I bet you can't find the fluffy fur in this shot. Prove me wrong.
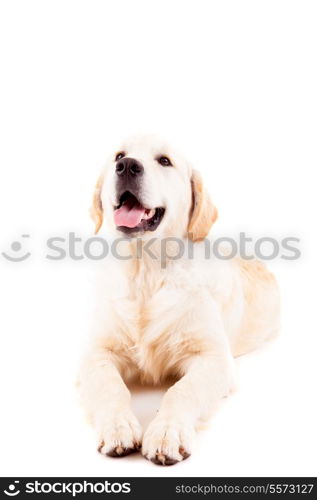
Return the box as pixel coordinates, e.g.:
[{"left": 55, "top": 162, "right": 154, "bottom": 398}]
[{"left": 79, "top": 135, "right": 280, "bottom": 465}]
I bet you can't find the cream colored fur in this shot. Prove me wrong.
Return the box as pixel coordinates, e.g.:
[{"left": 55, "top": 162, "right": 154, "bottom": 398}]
[{"left": 79, "top": 135, "right": 280, "bottom": 465}]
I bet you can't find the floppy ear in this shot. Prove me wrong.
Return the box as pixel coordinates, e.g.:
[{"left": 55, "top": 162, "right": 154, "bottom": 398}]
[
  {"left": 90, "top": 174, "right": 104, "bottom": 234},
  {"left": 188, "top": 170, "right": 218, "bottom": 241}
]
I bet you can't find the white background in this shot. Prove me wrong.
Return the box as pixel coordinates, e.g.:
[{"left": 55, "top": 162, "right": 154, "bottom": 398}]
[{"left": 0, "top": 0, "right": 316, "bottom": 477}]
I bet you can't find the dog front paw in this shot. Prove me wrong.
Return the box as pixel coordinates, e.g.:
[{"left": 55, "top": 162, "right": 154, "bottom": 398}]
[
  {"left": 97, "top": 410, "right": 142, "bottom": 458},
  {"left": 142, "top": 416, "right": 194, "bottom": 465}
]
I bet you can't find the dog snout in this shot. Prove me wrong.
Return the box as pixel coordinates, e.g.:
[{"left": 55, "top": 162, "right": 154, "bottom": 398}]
[{"left": 116, "top": 158, "right": 144, "bottom": 177}]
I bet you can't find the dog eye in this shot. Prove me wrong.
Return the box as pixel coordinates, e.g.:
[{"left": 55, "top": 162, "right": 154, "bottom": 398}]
[
  {"left": 115, "top": 152, "right": 125, "bottom": 161},
  {"left": 157, "top": 156, "right": 172, "bottom": 167}
]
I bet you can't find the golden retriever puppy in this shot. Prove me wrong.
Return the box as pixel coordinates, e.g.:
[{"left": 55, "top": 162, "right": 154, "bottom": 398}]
[{"left": 79, "top": 134, "right": 280, "bottom": 466}]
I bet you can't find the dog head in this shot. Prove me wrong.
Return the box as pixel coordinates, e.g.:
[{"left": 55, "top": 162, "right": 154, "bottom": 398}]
[{"left": 91, "top": 135, "right": 217, "bottom": 241}]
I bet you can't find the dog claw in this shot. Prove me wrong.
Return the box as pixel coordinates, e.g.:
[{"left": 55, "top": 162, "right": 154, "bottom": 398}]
[
  {"left": 98, "top": 441, "right": 141, "bottom": 458},
  {"left": 149, "top": 447, "right": 190, "bottom": 466}
]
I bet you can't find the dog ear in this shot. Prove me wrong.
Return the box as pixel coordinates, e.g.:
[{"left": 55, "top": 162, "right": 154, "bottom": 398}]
[
  {"left": 188, "top": 170, "right": 218, "bottom": 241},
  {"left": 90, "top": 174, "right": 104, "bottom": 234}
]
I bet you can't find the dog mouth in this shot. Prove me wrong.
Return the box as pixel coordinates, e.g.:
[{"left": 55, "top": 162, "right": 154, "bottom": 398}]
[{"left": 114, "top": 191, "right": 165, "bottom": 234}]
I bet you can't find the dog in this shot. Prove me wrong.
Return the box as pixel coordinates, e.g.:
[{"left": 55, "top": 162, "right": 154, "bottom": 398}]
[{"left": 79, "top": 134, "right": 280, "bottom": 466}]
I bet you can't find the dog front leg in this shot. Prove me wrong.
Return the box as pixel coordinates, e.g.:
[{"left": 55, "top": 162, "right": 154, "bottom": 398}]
[
  {"left": 79, "top": 346, "right": 142, "bottom": 457},
  {"left": 142, "top": 351, "right": 235, "bottom": 465}
]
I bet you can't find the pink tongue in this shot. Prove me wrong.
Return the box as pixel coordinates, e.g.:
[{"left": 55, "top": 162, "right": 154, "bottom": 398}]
[{"left": 114, "top": 201, "right": 146, "bottom": 228}]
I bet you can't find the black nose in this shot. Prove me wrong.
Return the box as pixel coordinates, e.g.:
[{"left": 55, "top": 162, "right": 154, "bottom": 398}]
[{"left": 116, "top": 157, "right": 144, "bottom": 177}]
